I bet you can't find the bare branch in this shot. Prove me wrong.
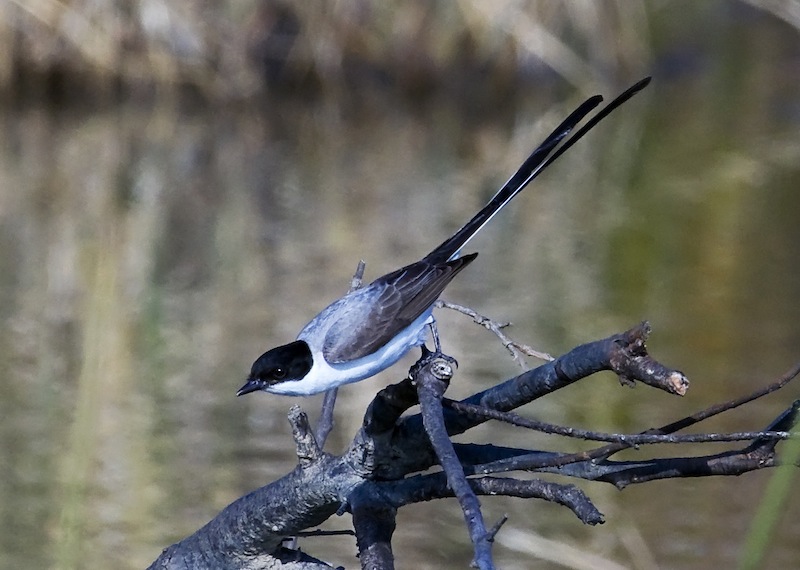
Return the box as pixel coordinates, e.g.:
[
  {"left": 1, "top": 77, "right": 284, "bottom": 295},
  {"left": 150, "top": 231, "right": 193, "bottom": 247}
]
[
  {"left": 291, "top": 406, "right": 323, "bottom": 467},
  {"left": 375, "top": 322, "right": 685, "bottom": 481},
  {"left": 379, "top": 472, "right": 603, "bottom": 526},
  {"left": 148, "top": 329, "right": 799, "bottom": 570},
  {"left": 148, "top": 407, "right": 362, "bottom": 569},
  {"left": 484, "top": 515, "right": 509, "bottom": 543},
  {"left": 659, "top": 361, "right": 800, "bottom": 434},
  {"left": 443, "top": 399, "right": 794, "bottom": 445},
  {"left": 413, "top": 350, "right": 496, "bottom": 570},
  {"left": 350, "top": 484, "right": 397, "bottom": 570},
  {"left": 436, "top": 299, "right": 554, "bottom": 364},
  {"left": 463, "top": 401, "right": 800, "bottom": 485},
  {"left": 315, "top": 260, "right": 367, "bottom": 448},
  {"left": 609, "top": 322, "right": 689, "bottom": 394},
  {"left": 294, "top": 529, "right": 355, "bottom": 538}
]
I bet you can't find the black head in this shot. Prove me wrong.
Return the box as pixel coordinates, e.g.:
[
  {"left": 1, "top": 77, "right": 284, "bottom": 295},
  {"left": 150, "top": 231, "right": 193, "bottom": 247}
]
[{"left": 237, "top": 340, "right": 313, "bottom": 396}]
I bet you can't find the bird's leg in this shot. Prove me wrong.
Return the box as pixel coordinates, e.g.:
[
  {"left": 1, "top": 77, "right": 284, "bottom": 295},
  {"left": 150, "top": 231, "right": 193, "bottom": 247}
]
[
  {"left": 419, "top": 320, "right": 457, "bottom": 372},
  {"left": 428, "top": 320, "right": 442, "bottom": 353}
]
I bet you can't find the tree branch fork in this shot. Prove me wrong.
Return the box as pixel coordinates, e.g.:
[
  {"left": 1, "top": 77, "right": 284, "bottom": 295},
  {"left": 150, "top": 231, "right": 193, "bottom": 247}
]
[{"left": 149, "top": 320, "right": 800, "bottom": 570}]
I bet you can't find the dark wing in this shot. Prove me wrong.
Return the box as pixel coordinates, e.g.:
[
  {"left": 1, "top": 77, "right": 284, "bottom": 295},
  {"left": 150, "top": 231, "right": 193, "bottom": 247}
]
[{"left": 322, "top": 253, "right": 477, "bottom": 363}]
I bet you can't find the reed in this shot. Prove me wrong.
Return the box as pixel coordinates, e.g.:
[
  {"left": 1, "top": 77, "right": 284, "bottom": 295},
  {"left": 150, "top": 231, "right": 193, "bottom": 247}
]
[{"left": 1, "top": 1, "right": 655, "bottom": 103}]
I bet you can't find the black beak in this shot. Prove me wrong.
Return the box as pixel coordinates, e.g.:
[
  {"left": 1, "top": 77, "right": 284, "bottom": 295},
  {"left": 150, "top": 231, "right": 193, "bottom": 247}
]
[{"left": 236, "top": 378, "right": 263, "bottom": 397}]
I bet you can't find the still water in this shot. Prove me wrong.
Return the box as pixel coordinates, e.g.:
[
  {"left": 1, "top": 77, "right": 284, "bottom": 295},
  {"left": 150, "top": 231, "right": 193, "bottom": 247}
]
[{"left": 2, "top": 53, "right": 799, "bottom": 570}]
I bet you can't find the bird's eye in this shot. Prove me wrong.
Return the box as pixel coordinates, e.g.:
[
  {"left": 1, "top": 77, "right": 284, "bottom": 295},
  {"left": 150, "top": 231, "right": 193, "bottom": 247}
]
[{"left": 272, "top": 367, "right": 286, "bottom": 379}]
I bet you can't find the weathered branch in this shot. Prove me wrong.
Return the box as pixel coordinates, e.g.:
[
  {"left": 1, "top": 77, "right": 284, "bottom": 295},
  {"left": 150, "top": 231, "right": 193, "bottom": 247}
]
[
  {"left": 373, "top": 322, "right": 687, "bottom": 480},
  {"left": 350, "top": 484, "right": 397, "bottom": 570},
  {"left": 413, "top": 350, "right": 494, "bottom": 570},
  {"left": 461, "top": 401, "right": 800, "bottom": 488},
  {"left": 148, "top": 409, "right": 360, "bottom": 570},
  {"left": 444, "top": 398, "right": 793, "bottom": 445},
  {"left": 379, "top": 472, "right": 603, "bottom": 525},
  {"left": 147, "top": 325, "right": 799, "bottom": 570}
]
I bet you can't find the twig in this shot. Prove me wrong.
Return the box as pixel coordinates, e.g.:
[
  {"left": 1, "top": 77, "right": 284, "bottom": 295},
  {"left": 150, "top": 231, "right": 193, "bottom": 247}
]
[
  {"left": 380, "top": 472, "right": 603, "bottom": 525},
  {"left": 443, "top": 398, "right": 795, "bottom": 445},
  {"left": 435, "top": 299, "right": 554, "bottom": 365},
  {"left": 484, "top": 515, "right": 509, "bottom": 543},
  {"left": 294, "top": 529, "right": 356, "bottom": 538},
  {"left": 315, "top": 390, "right": 338, "bottom": 450},
  {"left": 659, "top": 361, "right": 800, "bottom": 434},
  {"left": 315, "top": 260, "right": 367, "bottom": 448},
  {"left": 467, "top": 399, "right": 800, "bottom": 477},
  {"left": 349, "top": 260, "right": 367, "bottom": 291}
]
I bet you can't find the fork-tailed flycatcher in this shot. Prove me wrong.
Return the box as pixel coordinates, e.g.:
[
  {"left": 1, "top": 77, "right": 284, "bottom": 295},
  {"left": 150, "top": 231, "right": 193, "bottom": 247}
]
[{"left": 237, "top": 77, "right": 651, "bottom": 397}]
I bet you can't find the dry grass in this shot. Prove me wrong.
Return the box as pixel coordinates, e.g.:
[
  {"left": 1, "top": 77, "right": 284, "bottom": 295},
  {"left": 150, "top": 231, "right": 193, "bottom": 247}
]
[{"left": 1, "top": 0, "right": 654, "bottom": 102}]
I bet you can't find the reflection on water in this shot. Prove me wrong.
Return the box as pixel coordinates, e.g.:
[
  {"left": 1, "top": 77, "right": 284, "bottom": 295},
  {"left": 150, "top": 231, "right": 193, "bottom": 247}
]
[{"left": 2, "top": 35, "right": 800, "bottom": 570}]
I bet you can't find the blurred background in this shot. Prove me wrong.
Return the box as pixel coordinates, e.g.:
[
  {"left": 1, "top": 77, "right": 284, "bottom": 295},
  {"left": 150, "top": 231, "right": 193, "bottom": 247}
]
[{"left": 1, "top": 1, "right": 799, "bottom": 569}]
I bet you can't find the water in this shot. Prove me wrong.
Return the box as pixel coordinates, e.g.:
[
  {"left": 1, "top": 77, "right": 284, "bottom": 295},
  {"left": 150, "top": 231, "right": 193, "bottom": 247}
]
[{"left": 1, "top": 30, "right": 799, "bottom": 570}]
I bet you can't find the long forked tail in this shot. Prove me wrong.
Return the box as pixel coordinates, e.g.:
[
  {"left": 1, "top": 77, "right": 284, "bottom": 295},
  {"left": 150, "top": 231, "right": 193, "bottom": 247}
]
[{"left": 424, "top": 77, "right": 651, "bottom": 264}]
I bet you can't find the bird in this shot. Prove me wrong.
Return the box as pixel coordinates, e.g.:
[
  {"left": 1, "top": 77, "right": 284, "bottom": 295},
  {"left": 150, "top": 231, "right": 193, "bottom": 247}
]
[{"left": 237, "top": 77, "right": 651, "bottom": 397}]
